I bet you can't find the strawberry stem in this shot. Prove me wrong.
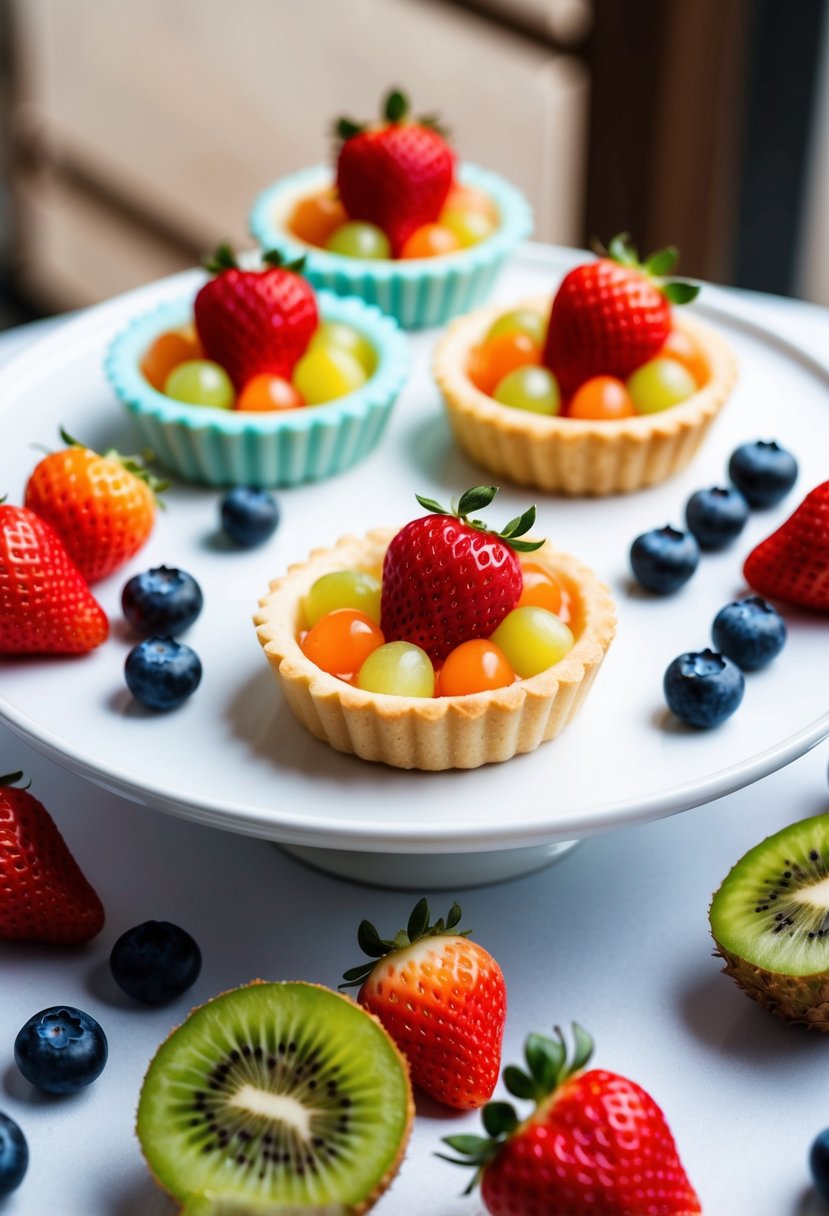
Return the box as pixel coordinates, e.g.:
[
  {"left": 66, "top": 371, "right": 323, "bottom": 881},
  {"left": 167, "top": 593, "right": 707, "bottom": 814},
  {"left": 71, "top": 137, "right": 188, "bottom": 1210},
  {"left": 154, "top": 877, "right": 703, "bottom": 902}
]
[
  {"left": 593, "top": 232, "right": 700, "bottom": 305},
  {"left": 414, "top": 486, "right": 545, "bottom": 554},
  {"left": 0, "top": 771, "right": 30, "bottom": 789},
  {"left": 203, "top": 242, "right": 239, "bottom": 274},
  {"left": 58, "top": 429, "right": 169, "bottom": 500},
  {"left": 340, "top": 897, "right": 471, "bottom": 989}
]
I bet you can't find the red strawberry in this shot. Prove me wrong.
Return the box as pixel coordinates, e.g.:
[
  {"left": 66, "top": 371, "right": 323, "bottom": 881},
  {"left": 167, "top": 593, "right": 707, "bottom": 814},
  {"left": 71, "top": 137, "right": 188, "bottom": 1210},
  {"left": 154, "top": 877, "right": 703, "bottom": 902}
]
[
  {"left": 194, "top": 246, "right": 318, "bottom": 389},
  {"left": 0, "top": 771, "right": 104, "bottom": 944},
  {"left": 543, "top": 234, "right": 700, "bottom": 398},
  {"left": 0, "top": 502, "right": 108, "bottom": 654},
  {"left": 441, "top": 1024, "right": 701, "bottom": 1215},
  {"left": 341, "top": 898, "right": 506, "bottom": 1110},
  {"left": 335, "top": 89, "right": 455, "bottom": 255},
  {"left": 743, "top": 481, "right": 829, "bottom": 613},
  {"left": 24, "top": 431, "right": 164, "bottom": 584},
  {"left": 380, "top": 485, "right": 542, "bottom": 663}
]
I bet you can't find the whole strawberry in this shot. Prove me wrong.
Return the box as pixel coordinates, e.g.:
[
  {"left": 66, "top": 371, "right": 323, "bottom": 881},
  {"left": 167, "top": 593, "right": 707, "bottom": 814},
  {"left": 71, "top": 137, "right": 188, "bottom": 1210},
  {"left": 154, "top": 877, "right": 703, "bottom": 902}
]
[
  {"left": 0, "top": 502, "right": 108, "bottom": 654},
  {"left": 543, "top": 235, "right": 700, "bottom": 398},
  {"left": 194, "top": 245, "right": 318, "bottom": 389},
  {"left": 0, "top": 771, "right": 104, "bottom": 944},
  {"left": 441, "top": 1024, "right": 701, "bottom": 1215},
  {"left": 381, "top": 485, "right": 542, "bottom": 663},
  {"left": 24, "top": 431, "right": 164, "bottom": 584},
  {"left": 743, "top": 481, "right": 829, "bottom": 613},
  {"left": 342, "top": 898, "right": 506, "bottom": 1110},
  {"left": 336, "top": 88, "right": 455, "bottom": 255}
]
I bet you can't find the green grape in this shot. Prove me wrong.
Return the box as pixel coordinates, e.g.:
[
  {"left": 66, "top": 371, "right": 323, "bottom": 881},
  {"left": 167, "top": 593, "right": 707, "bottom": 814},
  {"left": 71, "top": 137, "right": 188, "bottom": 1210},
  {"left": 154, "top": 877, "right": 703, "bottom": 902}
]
[
  {"left": 292, "top": 347, "right": 367, "bottom": 404},
  {"left": 493, "top": 366, "right": 561, "bottom": 415},
  {"left": 357, "top": 641, "right": 435, "bottom": 697},
  {"left": 485, "top": 308, "right": 547, "bottom": 346},
  {"left": 440, "top": 208, "right": 497, "bottom": 248},
  {"left": 491, "top": 606, "right": 574, "bottom": 678},
  {"left": 626, "top": 357, "right": 697, "bottom": 414},
  {"left": 326, "top": 222, "right": 391, "bottom": 260},
  {"left": 164, "top": 360, "right": 235, "bottom": 408},
  {"left": 308, "top": 321, "right": 377, "bottom": 376},
  {"left": 304, "top": 570, "right": 381, "bottom": 628}
]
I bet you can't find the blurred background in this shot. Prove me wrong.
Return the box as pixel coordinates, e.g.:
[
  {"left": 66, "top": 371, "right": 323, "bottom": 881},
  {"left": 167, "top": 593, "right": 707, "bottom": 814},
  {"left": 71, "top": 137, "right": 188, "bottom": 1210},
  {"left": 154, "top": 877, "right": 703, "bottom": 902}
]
[{"left": 0, "top": 0, "right": 826, "bottom": 329}]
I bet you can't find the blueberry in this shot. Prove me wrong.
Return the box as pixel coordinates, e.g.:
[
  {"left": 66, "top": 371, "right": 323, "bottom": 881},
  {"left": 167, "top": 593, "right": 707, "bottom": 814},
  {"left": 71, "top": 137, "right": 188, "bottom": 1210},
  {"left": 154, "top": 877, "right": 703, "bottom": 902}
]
[
  {"left": 14, "top": 1006, "right": 107, "bottom": 1094},
  {"left": 810, "top": 1128, "right": 829, "bottom": 1203},
  {"left": 220, "top": 487, "right": 280, "bottom": 548},
  {"left": 110, "top": 920, "right": 202, "bottom": 1004},
  {"left": 685, "top": 486, "right": 749, "bottom": 550},
  {"left": 125, "top": 637, "right": 202, "bottom": 710},
  {"left": 728, "top": 440, "right": 798, "bottom": 508},
  {"left": 0, "top": 1112, "right": 28, "bottom": 1195},
  {"left": 711, "top": 596, "right": 787, "bottom": 671},
  {"left": 663, "top": 649, "right": 745, "bottom": 728},
  {"left": 630, "top": 525, "right": 700, "bottom": 594},
  {"left": 122, "top": 566, "right": 203, "bottom": 636}
]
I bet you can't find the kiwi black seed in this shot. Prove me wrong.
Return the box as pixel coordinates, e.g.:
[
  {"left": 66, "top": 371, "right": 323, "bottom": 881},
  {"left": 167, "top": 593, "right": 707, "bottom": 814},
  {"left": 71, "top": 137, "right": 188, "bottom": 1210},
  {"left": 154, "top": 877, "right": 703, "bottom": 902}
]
[
  {"left": 710, "top": 813, "right": 829, "bottom": 1028},
  {"left": 137, "top": 981, "right": 413, "bottom": 1212}
]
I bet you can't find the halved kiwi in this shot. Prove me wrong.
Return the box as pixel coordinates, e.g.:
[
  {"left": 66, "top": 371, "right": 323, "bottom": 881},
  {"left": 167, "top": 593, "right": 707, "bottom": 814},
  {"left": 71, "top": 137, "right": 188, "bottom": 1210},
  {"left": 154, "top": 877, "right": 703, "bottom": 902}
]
[
  {"left": 137, "top": 981, "right": 413, "bottom": 1212},
  {"left": 710, "top": 813, "right": 829, "bottom": 1028}
]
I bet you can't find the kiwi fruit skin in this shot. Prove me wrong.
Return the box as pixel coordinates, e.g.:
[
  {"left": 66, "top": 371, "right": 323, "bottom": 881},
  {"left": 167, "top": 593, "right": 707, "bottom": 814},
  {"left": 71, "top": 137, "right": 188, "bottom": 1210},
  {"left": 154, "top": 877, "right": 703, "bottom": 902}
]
[
  {"left": 710, "top": 814, "right": 829, "bottom": 1029},
  {"left": 138, "top": 980, "right": 414, "bottom": 1214}
]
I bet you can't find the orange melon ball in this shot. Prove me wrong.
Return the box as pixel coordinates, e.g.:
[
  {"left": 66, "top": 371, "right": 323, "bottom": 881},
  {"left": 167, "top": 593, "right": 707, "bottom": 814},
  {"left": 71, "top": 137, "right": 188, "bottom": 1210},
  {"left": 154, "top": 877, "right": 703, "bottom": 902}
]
[
  {"left": 517, "top": 564, "right": 564, "bottom": 616},
  {"left": 236, "top": 374, "right": 305, "bottom": 412},
  {"left": 301, "top": 608, "right": 384, "bottom": 677},
  {"left": 399, "top": 224, "right": 461, "bottom": 259},
  {"left": 438, "top": 639, "right": 514, "bottom": 696},
  {"left": 467, "top": 333, "right": 542, "bottom": 397},
  {"left": 290, "top": 192, "right": 348, "bottom": 248},
  {"left": 660, "top": 329, "right": 709, "bottom": 387},
  {"left": 568, "top": 376, "right": 636, "bottom": 421},
  {"left": 444, "top": 183, "right": 498, "bottom": 220},
  {"left": 141, "top": 326, "right": 204, "bottom": 392}
]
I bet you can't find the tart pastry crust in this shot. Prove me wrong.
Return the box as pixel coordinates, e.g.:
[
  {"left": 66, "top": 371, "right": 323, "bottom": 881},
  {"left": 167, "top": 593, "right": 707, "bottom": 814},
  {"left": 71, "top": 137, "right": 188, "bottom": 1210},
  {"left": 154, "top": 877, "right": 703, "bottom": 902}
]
[
  {"left": 433, "top": 298, "right": 738, "bottom": 496},
  {"left": 255, "top": 529, "right": 616, "bottom": 770}
]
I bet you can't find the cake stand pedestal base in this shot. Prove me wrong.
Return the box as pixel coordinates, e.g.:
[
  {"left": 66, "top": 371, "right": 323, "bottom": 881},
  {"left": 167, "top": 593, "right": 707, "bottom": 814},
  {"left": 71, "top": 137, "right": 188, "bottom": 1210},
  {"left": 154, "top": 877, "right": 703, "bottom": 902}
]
[{"left": 279, "top": 838, "right": 580, "bottom": 889}]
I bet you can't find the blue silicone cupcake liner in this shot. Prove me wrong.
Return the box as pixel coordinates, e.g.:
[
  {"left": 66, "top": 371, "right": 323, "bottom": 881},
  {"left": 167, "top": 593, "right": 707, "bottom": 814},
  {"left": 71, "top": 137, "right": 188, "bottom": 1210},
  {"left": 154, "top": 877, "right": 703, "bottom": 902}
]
[
  {"left": 249, "top": 162, "right": 533, "bottom": 330},
  {"left": 104, "top": 290, "right": 409, "bottom": 488}
]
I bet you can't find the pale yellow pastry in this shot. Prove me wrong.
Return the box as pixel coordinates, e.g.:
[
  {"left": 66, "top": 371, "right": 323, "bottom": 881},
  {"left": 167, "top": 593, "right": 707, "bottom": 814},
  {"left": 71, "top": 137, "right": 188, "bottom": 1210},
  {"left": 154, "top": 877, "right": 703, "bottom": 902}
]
[
  {"left": 254, "top": 529, "right": 616, "bottom": 771},
  {"left": 433, "top": 297, "right": 738, "bottom": 496}
]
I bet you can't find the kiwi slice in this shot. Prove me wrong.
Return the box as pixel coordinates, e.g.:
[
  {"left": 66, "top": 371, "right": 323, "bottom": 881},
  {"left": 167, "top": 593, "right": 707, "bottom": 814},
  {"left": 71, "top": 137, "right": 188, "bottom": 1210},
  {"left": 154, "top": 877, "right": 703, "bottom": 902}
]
[
  {"left": 710, "top": 813, "right": 829, "bottom": 1027},
  {"left": 137, "top": 982, "right": 413, "bottom": 1213}
]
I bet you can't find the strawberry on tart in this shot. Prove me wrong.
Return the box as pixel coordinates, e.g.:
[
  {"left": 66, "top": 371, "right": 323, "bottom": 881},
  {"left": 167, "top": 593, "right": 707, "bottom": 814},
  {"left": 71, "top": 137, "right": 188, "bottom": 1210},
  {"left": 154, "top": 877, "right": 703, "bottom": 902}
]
[
  {"left": 254, "top": 485, "right": 615, "bottom": 770},
  {"left": 434, "top": 234, "right": 738, "bottom": 495}
]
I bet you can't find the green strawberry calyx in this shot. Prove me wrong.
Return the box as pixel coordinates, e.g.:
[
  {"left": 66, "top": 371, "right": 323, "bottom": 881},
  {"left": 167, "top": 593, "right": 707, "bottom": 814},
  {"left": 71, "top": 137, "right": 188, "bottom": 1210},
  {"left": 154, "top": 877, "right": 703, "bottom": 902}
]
[
  {"left": 335, "top": 87, "right": 448, "bottom": 142},
  {"left": 595, "top": 232, "right": 700, "bottom": 305},
  {"left": 203, "top": 243, "right": 306, "bottom": 277},
  {"left": 414, "top": 485, "right": 545, "bottom": 554},
  {"left": 437, "top": 1023, "right": 595, "bottom": 1192},
  {"left": 59, "top": 428, "right": 170, "bottom": 499},
  {"left": 340, "top": 897, "right": 471, "bottom": 989},
  {"left": 0, "top": 771, "right": 29, "bottom": 789}
]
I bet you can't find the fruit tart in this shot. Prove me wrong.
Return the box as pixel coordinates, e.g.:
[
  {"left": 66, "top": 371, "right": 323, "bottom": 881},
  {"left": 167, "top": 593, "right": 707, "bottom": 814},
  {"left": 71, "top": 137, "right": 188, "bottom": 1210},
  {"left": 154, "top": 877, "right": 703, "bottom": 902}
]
[
  {"left": 249, "top": 89, "right": 532, "bottom": 329},
  {"left": 434, "top": 235, "right": 738, "bottom": 495},
  {"left": 254, "top": 486, "right": 615, "bottom": 770},
  {"left": 105, "top": 247, "right": 408, "bottom": 487}
]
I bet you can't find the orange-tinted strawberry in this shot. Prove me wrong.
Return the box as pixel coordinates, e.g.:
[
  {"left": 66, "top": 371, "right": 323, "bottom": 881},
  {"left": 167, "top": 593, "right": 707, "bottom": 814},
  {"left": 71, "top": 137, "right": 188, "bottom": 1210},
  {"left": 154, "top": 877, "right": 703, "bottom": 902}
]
[
  {"left": 342, "top": 899, "right": 506, "bottom": 1110},
  {"left": 543, "top": 235, "right": 700, "bottom": 398},
  {"left": 380, "top": 486, "right": 542, "bottom": 663},
  {"left": 441, "top": 1024, "right": 701, "bottom": 1216},
  {"left": 0, "top": 771, "right": 104, "bottom": 944},
  {"left": 335, "top": 89, "right": 455, "bottom": 256},
  {"left": 24, "top": 432, "right": 163, "bottom": 584},
  {"left": 195, "top": 245, "right": 318, "bottom": 389},
  {"left": 0, "top": 502, "right": 108, "bottom": 654},
  {"left": 743, "top": 480, "right": 829, "bottom": 613}
]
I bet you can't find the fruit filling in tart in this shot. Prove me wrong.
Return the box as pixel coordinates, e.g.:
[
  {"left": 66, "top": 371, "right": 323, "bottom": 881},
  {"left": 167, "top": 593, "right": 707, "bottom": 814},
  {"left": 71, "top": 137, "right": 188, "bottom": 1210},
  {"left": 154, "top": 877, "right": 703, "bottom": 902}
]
[
  {"left": 255, "top": 486, "right": 616, "bottom": 770},
  {"left": 287, "top": 88, "right": 499, "bottom": 261},
  {"left": 139, "top": 246, "right": 379, "bottom": 411},
  {"left": 465, "top": 235, "right": 706, "bottom": 418}
]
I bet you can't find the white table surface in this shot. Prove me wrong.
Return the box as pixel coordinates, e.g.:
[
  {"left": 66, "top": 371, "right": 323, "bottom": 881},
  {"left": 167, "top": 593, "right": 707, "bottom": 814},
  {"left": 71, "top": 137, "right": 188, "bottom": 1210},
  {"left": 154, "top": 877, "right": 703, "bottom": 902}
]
[{"left": 0, "top": 288, "right": 828, "bottom": 1216}]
